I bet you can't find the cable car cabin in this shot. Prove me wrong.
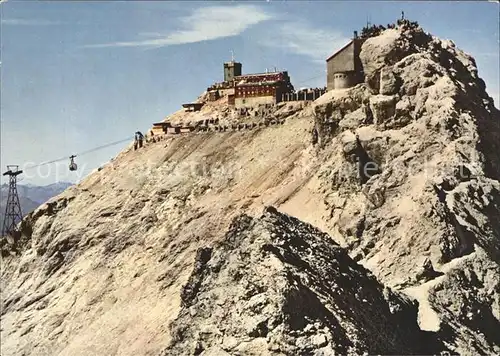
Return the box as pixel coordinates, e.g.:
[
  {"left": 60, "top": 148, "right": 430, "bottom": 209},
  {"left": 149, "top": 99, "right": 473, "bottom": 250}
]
[{"left": 69, "top": 156, "right": 77, "bottom": 171}]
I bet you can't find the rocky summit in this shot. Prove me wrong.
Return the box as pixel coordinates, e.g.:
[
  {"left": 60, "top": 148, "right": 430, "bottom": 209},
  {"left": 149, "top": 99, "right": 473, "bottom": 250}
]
[{"left": 1, "top": 22, "right": 499, "bottom": 356}]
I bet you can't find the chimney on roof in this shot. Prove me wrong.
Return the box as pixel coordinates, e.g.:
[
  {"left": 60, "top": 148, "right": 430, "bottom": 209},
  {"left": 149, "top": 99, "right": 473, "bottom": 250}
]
[{"left": 354, "top": 30, "right": 358, "bottom": 39}]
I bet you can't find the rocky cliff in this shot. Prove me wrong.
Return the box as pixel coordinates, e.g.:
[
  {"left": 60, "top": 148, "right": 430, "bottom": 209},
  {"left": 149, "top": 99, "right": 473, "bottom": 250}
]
[
  {"left": 0, "top": 182, "right": 72, "bottom": 241},
  {"left": 1, "top": 22, "right": 499, "bottom": 356},
  {"left": 161, "top": 207, "right": 445, "bottom": 355}
]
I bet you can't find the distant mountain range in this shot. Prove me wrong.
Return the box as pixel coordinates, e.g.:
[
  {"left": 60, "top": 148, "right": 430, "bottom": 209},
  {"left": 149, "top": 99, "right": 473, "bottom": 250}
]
[{"left": 0, "top": 182, "right": 72, "bottom": 230}]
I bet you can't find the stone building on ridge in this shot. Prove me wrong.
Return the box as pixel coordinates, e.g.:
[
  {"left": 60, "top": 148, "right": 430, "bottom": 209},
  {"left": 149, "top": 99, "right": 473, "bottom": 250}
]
[
  {"left": 207, "top": 60, "right": 294, "bottom": 108},
  {"left": 326, "top": 31, "right": 366, "bottom": 91},
  {"left": 224, "top": 60, "right": 242, "bottom": 82},
  {"left": 233, "top": 71, "right": 294, "bottom": 108}
]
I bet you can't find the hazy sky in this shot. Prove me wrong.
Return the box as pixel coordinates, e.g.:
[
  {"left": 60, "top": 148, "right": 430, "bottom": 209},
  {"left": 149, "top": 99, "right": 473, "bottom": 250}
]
[{"left": 1, "top": 1, "right": 499, "bottom": 185}]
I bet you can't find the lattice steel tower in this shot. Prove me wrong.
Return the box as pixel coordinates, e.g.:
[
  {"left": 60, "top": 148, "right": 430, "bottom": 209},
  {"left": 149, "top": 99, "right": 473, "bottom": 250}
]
[{"left": 2, "top": 165, "right": 23, "bottom": 238}]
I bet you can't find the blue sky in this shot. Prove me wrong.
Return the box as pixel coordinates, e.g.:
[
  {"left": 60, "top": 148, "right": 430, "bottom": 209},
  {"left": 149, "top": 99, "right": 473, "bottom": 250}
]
[{"left": 1, "top": 1, "right": 499, "bottom": 185}]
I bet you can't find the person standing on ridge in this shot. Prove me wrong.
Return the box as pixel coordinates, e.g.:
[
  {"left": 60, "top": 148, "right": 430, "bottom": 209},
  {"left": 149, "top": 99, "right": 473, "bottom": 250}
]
[{"left": 134, "top": 131, "right": 144, "bottom": 150}]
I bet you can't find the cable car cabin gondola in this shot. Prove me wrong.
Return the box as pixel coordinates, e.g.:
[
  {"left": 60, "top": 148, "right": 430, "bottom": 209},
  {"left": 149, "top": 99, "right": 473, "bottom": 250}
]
[{"left": 69, "top": 155, "right": 78, "bottom": 171}]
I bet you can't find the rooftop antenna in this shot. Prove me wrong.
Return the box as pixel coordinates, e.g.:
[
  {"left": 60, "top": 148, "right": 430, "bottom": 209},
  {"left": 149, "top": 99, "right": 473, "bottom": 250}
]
[
  {"left": 401, "top": 11, "right": 405, "bottom": 20},
  {"left": 2, "top": 165, "right": 23, "bottom": 241},
  {"left": 230, "top": 50, "right": 234, "bottom": 62}
]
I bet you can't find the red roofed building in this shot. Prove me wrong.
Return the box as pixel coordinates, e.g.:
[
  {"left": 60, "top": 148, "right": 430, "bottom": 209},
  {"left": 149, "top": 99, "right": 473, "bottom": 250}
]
[
  {"left": 207, "top": 59, "right": 295, "bottom": 108},
  {"left": 233, "top": 71, "right": 294, "bottom": 108}
]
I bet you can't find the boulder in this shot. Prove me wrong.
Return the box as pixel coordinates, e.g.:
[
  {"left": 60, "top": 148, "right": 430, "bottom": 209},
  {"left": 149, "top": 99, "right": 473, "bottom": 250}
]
[
  {"left": 379, "top": 67, "right": 399, "bottom": 95},
  {"left": 360, "top": 29, "right": 402, "bottom": 90},
  {"left": 369, "top": 95, "right": 396, "bottom": 127}
]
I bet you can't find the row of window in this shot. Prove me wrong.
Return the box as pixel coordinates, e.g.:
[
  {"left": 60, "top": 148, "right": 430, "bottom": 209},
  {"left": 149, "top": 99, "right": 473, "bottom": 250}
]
[
  {"left": 236, "top": 88, "right": 275, "bottom": 94},
  {"left": 236, "top": 91, "right": 275, "bottom": 97},
  {"left": 236, "top": 89, "right": 274, "bottom": 93},
  {"left": 236, "top": 85, "right": 275, "bottom": 90},
  {"left": 236, "top": 74, "right": 283, "bottom": 83}
]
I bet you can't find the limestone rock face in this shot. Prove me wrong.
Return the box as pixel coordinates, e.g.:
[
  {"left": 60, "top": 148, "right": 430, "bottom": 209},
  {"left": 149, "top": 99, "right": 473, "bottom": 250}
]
[
  {"left": 379, "top": 66, "right": 399, "bottom": 95},
  {"left": 316, "top": 23, "right": 500, "bottom": 355},
  {"left": 360, "top": 25, "right": 433, "bottom": 92},
  {"left": 369, "top": 94, "right": 396, "bottom": 127},
  {"left": 161, "top": 208, "right": 445, "bottom": 356},
  {"left": 360, "top": 29, "right": 403, "bottom": 89},
  {"left": 313, "top": 85, "right": 372, "bottom": 146},
  {"left": 1, "top": 23, "right": 499, "bottom": 356}
]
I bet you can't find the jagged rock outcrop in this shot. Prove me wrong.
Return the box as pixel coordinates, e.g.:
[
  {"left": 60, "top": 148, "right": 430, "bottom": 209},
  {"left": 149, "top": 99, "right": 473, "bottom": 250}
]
[
  {"left": 161, "top": 207, "right": 445, "bottom": 355},
  {"left": 369, "top": 94, "right": 397, "bottom": 127},
  {"left": 313, "top": 85, "right": 373, "bottom": 147}
]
